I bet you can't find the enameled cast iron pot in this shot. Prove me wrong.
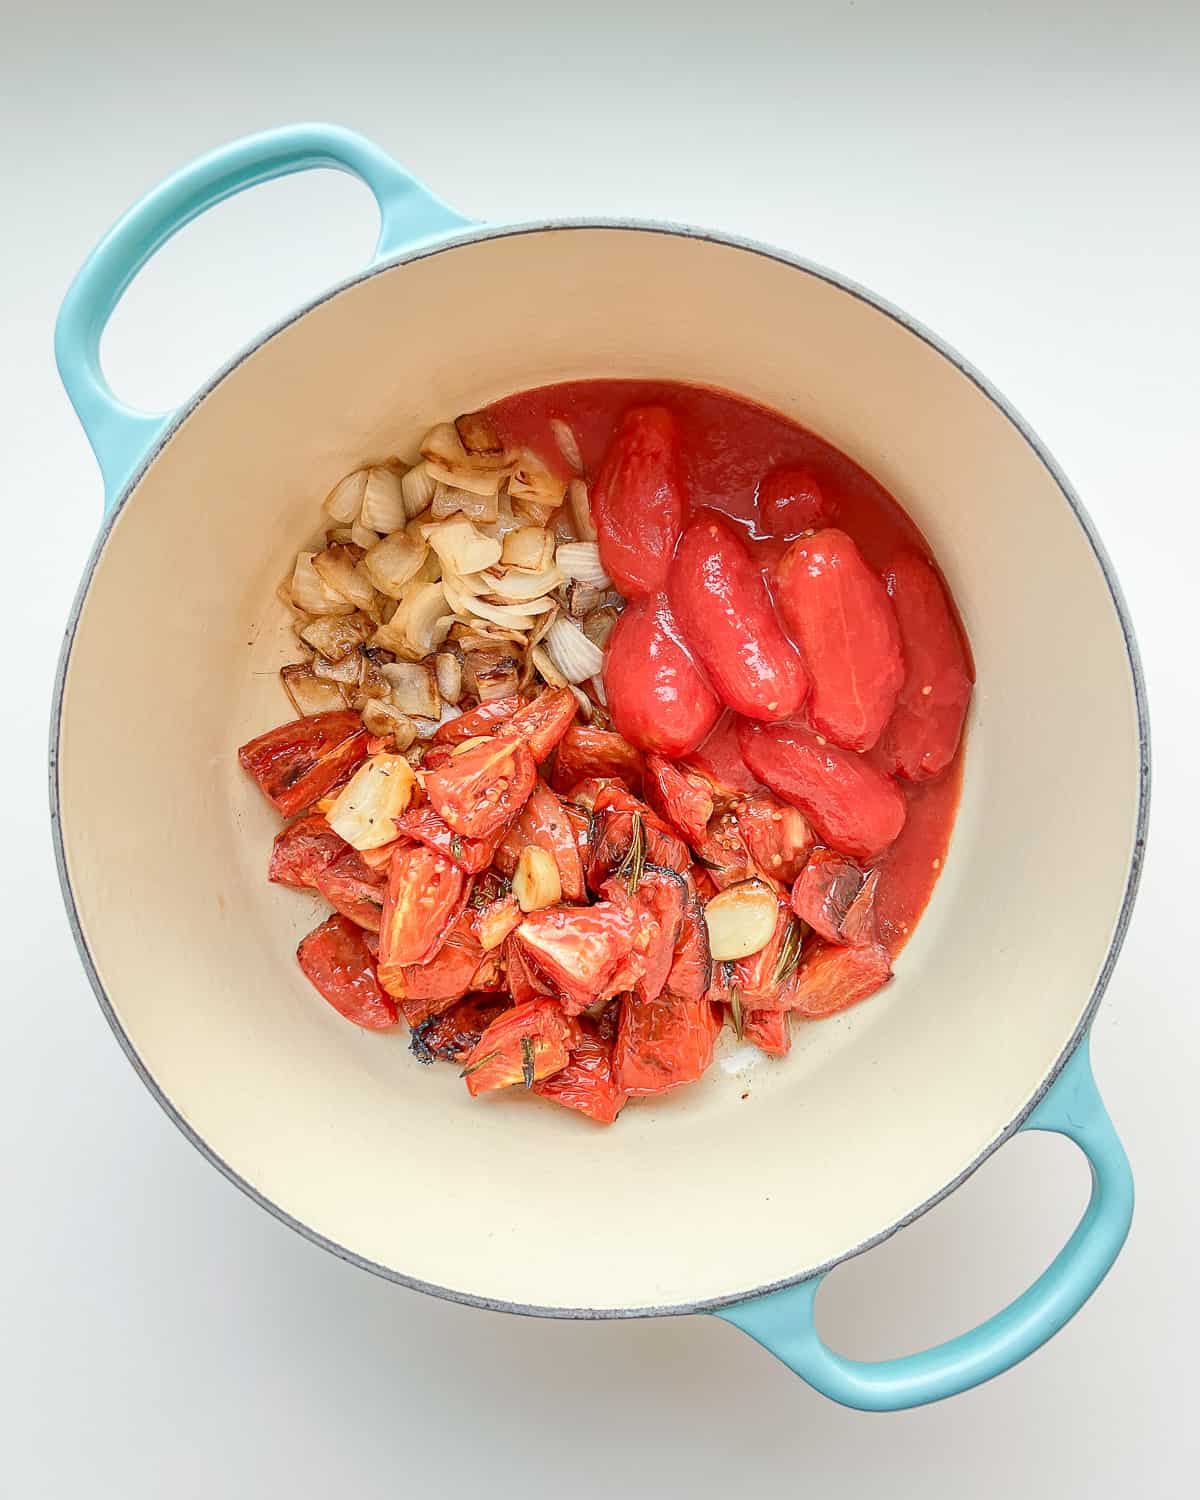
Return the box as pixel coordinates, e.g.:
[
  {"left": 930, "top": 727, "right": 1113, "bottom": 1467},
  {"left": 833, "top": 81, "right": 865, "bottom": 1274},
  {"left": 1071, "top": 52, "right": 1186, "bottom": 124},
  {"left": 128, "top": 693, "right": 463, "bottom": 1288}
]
[{"left": 51, "top": 125, "right": 1149, "bottom": 1411}]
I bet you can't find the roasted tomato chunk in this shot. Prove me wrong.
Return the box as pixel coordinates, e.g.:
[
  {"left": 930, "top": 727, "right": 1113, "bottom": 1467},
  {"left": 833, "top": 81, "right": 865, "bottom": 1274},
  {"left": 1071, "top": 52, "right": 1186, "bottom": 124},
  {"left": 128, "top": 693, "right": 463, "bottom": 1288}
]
[
  {"left": 432, "top": 695, "right": 522, "bottom": 746},
  {"left": 461, "top": 999, "right": 573, "bottom": 1096},
  {"left": 614, "top": 992, "right": 722, "bottom": 1097},
  {"left": 504, "top": 934, "right": 554, "bottom": 1005},
  {"left": 315, "top": 848, "right": 387, "bottom": 932},
  {"left": 738, "top": 719, "right": 906, "bottom": 860},
  {"left": 472, "top": 893, "right": 522, "bottom": 952},
  {"left": 728, "top": 900, "right": 799, "bottom": 1008},
  {"left": 498, "top": 688, "right": 579, "bottom": 763},
  {"left": 791, "top": 849, "right": 880, "bottom": 946},
  {"left": 507, "top": 781, "right": 586, "bottom": 901},
  {"left": 592, "top": 405, "right": 686, "bottom": 597},
  {"left": 881, "top": 549, "right": 974, "bottom": 780},
  {"left": 410, "top": 995, "right": 509, "bottom": 1065},
  {"left": 736, "top": 794, "right": 813, "bottom": 886},
  {"left": 551, "top": 726, "right": 644, "bottom": 793},
  {"left": 775, "top": 528, "right": 904, "bottom": 752},
  {"left": 534, "top": 1017, "right": 627, "bottom": 1124},
  {"left": 515, "top": 902, "right": 636, "bottom": 1014},
  {"left": 666, "top": 879, "right": 712, "bottom": 1002},
  {"left": 297, "top": 914, "right": 397, "bottom": 1030},
  {"left": 788, "top": 940, "right": 892, "bottom": 1018},
  {"left": 645, "top": 754, "right": 714, "bottom": 847},
  {"left": 744, "top": 1007, "right": 792, "bottom": 1056},
  {"left": 602, "top": 865, "right": 688, "bottom": 1004},
  {"left": 604, "top": 593, "right": 721, "bottom": 756},
  {"left": 393, "top": 806, "right": 503, "bottom": 874},
  {"left": 377, "top": 844, "right": 466, "bottom": 988},
  {"left": 239, "top": 711, "right": 367, "bottom": 818},
  {"left": 681, "top": 711, "right": 765, "bottom": 802},
  {"left": 424, "top": 735, "right": 537, "bottom": 839},
  {"left": 692, "top": 812, "right": 756, "bottom": 891},
  {"left": 268, "top": 813, "right": 347, "bottom": 889}
]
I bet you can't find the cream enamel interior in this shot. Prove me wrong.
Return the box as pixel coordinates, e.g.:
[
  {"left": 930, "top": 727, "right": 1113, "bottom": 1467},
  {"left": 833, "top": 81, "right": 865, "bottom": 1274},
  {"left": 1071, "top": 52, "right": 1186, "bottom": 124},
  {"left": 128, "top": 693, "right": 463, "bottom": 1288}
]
[{"left": 56, "top": 228, "right": 1142, "bottom": 1313}]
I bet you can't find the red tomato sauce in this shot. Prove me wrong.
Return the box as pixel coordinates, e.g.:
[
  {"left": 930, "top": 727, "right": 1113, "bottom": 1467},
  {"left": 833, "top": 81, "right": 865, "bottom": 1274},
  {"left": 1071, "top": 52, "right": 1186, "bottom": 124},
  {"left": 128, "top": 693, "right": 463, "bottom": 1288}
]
[{"left": 489, "top": 379, "right": 968, "bottom": 954}]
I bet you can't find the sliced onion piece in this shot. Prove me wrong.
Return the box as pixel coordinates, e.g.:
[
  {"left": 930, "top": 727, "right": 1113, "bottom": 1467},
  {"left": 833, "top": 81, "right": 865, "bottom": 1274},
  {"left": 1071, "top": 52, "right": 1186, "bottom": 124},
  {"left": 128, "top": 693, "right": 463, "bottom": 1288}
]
[
  {"left": 382, "top": 660, "right": 441, "bottom": 718},
  {"left": 401, "top": 462, "right": 438, "bottom": 519},
  {"left": 326, "top": 753, "right": 417, "bottom": 850},
  {"left": 363, "top": 530, "right": 429, "bottom": 599},
  {"left": 425, "top": 460, "right": 507, "bottom": 498},
  {"left": 350, "top": 520, "right": 380, "bottom": 551},
  {"left": 545, "top": 614, "right": 604, "bottom": 684},
  {"left": 509, "top": 448, "right": 567, "bottom": 509},
  {"left": 435, "top": 651, "right": 463, "bottom": 705},
  {"left": 501, "top": 525, "right": 554, "bottom": 572},
  {"left": 556, "top": 541, "right": 611, "bottom": 588},
  {"left": 563, "top": 580, "right": 604, "bottom": 618},
  {"left": 299, "top": 612, "right": 373, "bottom": 662},
  {"left": 485, "top": 563, "right": 563, "bottom": 602},
  {"left": 290, "top": 552, "right": 355, "bottom": 616},
  {"left": 455, "top": 410, "right": 506, "bottom": 459},
  {"left": 312, "top": 651, "right": 363, "bottom": 687},
  {"left": 582, "top": 606, "right": 619, "bottom": 650},
  {"left": 311, "top": 545, "right": 376, "bottom": 611},
  {"left": 441, "top": 572, "right": 536, "bottom": 631},
  {"left": 356, "top": 466, "right": 408, "bottom": 533},
  {"left": 463, "top": 644, "right": 522, "bottom": 702},
  {"left": 426, "top": 519, "right": 503, "bottom": 576},
  {"left": 361, "top": 698, "right": 418, "bottom": 750},
  {"left": 374, "top": 580, "right": 454, "bottom": 659},
  {"left": 550, "top": 418, "right": 583, "bottom": 474},
  {"left": 529, "top": 644, "right": 567, "bottom": 689},
  {"left": 280, "top": 663, "right": 349, "bottom": 715},
  {"left": 568, "top": 479, "right": 597, "bottom": 543},
  {"left": 430, "top": 481, "right": 500, "bottom": 522},
  {"left": 323, "top": 469, "right": 369, "bottom": 524}
]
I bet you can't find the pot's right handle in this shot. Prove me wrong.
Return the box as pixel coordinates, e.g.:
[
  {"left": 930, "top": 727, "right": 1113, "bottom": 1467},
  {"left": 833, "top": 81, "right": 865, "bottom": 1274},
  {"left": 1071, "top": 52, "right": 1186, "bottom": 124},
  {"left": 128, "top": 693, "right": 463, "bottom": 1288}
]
[
  {"left": 55, "top": 123, "right": 471, "bottom": 509},
  {"left": 714, "top": 1037, "right": 1133, "bottom": 1411}
]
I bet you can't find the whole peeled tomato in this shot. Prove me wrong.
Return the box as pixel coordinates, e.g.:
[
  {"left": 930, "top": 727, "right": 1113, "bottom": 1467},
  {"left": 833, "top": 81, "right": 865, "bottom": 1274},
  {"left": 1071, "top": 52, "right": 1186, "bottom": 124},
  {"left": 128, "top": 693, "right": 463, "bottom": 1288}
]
[
  {"left": 603, "top": 592, "right": 721, "bottom": 757},
  {"left": 668, "top": 512, "right": 808, "bottom": 722},
  {"left": 756, "top": 466, "right": 830, "bottom": 539},
  {"left": 737, "top": 718, "right": 906, "bottom": 860},
  {"left": 775, "top": 528, "right": 904, "bottom": 752},
  {"left": 591, "top": 405, "right": 686, "bottom": 597},
  {"left": 881, "top": 550, "right": 974, "bottom": 780}
]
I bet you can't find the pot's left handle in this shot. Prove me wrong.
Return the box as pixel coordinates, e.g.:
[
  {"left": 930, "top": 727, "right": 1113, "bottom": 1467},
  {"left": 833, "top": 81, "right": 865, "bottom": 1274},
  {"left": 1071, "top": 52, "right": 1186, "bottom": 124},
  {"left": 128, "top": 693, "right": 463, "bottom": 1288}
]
[
  {"left": 713, "top": 1037, "right": 1133, "bottom": 1411},
  {"left": 55, "top": 123, "right": 472, "bottom": 509}
]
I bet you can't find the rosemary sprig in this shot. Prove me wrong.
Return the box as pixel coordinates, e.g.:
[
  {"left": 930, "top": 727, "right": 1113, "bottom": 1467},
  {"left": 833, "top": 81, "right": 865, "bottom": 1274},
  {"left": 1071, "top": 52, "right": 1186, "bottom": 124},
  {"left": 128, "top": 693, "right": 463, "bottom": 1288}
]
[
  {"left": 774, "top": 917, "right": 805, "bottom": 986},
  {"left": 729, "top": 986, "right": 745, "bottom": 1041},
  {"left": 460, "top": 1049, "right": 500, "bottom": 1079},
  {"left": 521, "top": 1035, "right": 536, "bottom": 1090},
  {"left": 614, "top": 811, "right": 647, "bottom": 894}
]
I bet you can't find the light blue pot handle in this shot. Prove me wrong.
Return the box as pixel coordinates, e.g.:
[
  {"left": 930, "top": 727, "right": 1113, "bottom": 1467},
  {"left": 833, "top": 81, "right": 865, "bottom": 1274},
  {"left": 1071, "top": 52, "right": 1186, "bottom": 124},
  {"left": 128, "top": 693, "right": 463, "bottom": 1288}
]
[
  {"left": 714, "top": 1036, "right": 1132, "bottom": 1411},
  {"left": 54, "top": 123, "right": 472, "bottom": 509}
]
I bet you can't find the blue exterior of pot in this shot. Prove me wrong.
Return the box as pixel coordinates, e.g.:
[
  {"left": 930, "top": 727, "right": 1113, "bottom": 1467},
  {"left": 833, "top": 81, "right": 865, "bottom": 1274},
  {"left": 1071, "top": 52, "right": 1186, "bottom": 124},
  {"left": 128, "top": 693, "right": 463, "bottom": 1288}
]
[{"left": 52, "top": 123, "right": 1143, "bottom": 1412}]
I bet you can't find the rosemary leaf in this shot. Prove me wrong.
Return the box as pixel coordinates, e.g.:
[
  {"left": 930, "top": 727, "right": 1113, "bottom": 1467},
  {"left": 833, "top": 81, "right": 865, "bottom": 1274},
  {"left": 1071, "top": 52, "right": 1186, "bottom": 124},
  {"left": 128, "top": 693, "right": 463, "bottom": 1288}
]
[
  {"left": 729, "top": 986, "right": 745, "bottom": 1041},
  {"left": 614, "top": 811, "right": 646, "bottom": 895},
  {"left": 459, "top": 1049, "right": 500, "bottom": 1079},
  {"left": 774, "top": 918, "right": 805, "bottom": 986},
  {"left": 521, "top": 1035, "right": 536, "bottom": 1090},
  {"left": 450, "top": 833, "right": 464, "bottom": 861}
]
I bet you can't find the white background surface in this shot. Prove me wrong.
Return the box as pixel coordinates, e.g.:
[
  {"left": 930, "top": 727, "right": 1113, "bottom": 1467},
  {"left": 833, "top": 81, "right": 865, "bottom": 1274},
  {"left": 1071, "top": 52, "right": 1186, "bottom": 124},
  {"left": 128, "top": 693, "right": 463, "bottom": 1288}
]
[{"left": 3, "top": 2, "right": 1196, "bottom": 1494}]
